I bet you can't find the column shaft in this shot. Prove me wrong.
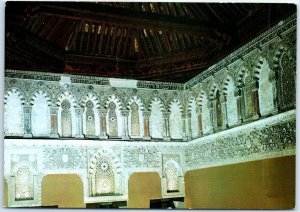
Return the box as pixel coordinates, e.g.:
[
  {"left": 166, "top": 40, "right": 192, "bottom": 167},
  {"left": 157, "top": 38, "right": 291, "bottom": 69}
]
[
  {"left": 181, "top": 114, "right": 187, "bottom": 141},
  {"left": 23, "top": 106, "right": 32, "bottom": 138},
  {"left": 121, "top": 110, "right": 130, "bottom": 140},
  {"left": 99, "top": 109, "right": 108, "bottom": 139},
  {"left": 252, "top": 88, "right": 260, "bottom": 119},
  {"left": 50, "top": 107, "right": 59, "bottom": 138},
  {"left": 163, "top": 111, "right": 171, "bottom": 141},
  {"left": 143, "top": 111, "right": 151, "bottom": 140},
  {"left": 269, "top": 73, "right": 279, "bottom": 114},
  {"left": 197, "top": 107, "right": 203, "bottom": 137},
  {"left": 221, "top": 96, "right": 228, "bottom": 130},
  {"left": 75, "top": 108, "right": 84, "bottom": 138},
  {"left": 208, "top": 101, "right": 215, "bottom": 134},
  {"left": 186, "top": 113, "right": 192, "bottom": 140},
  {"left": 235, "top": 88, "right": 243, "bottom": 124}
]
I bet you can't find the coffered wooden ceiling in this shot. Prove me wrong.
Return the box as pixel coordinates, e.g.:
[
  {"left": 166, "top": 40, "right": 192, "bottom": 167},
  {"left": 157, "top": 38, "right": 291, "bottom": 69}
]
[{"left": 5, "top": 2, "right": 296, "bottom": 82}]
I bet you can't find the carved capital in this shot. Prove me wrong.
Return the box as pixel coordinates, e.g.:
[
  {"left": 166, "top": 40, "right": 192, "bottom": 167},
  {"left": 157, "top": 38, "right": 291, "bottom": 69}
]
[
  {"left": 220, "top": 95, "right": 227, "bottom": 103},
  {"left": 74, "top": 107, "right": 84, "bottom": 116},
  {"left": 50, "top": 107, "right": 59, "bottom": 114},
  {"left": 208, "top": 100, "right": 214, "bottom": 109},
  {"left": 234, "top": 88, "right": 241, "bottom": 97},
  {"left": 245, "top": 82, "right": 257, "bottom": 92},
  {"left": 98, "top": 109, "right": 108, "bottom": 117},
  {"left": 196, "top": 107, "right": 202, "bottom": 114},
  {"left": 186, "top": 113, "right": 191, "bottom": 119},
  {"left": 143, "top": 111, "right": 151, "bottom": 118},
  {"left": 23, "top": 106, "right": 32, "bottom": 114},
  {"left": 162, "top": 111, "right": 170, "bottom": 119},
  {"left": 121, "top": 109, "right": 129, "bottom": 117}
]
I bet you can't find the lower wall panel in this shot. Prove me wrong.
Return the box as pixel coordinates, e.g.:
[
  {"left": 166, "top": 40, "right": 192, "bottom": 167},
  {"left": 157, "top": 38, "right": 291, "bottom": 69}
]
[
  {"left": 185, "top": 155, "right": 295, "bottom": 209},
  {"left": 128, "top": 172, "right": 162, "bottom": 208},
  {"left": 4, "top": 179, "right": 8, "bottom": 207},
  {"left": 41, "top": 174, "right": 85, "bottom": 208}
]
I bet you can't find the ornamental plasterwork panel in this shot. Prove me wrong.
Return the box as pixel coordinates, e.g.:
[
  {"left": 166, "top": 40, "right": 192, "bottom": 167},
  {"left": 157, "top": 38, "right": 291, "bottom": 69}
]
[
  {"left": 43, "top": 146, "right": 86, "bottom": 170},
  {"left": 185, "top": 13, "right": 296, "bottom": 88},
  {"left": 123, "top": 146, "right": 160, "bottom": 168},
  {"left": 162, "top": 154, "right": 181, "bottom": 166},
  {"left": 11, "top": 154, "right": 37, "bottom": 175},
  {"left": 185, "top": 111, "right": 296, "bottom": 170},
  {"left": 87, "top": 146, "right": 122, "bottom": 161}
]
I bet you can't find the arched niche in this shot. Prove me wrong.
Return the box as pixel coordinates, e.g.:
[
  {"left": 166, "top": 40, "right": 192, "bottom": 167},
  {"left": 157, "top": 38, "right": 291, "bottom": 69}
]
[
  {"left": 255, "top": 57, "right": 274, "bottom": 116},
  {"left": 88, "top": 148, "right": 122, "bottom": 197},
  {"left": 4, "top": 89, "right": 24, "bottom": 136},
  {"left": 31, "top": 91, "right": 51, "bottom": 137},
  {"left": 57, "top": 92, "right": 77, "bottom": 138},
  {"left": 169, "top": 99, "right": 183, "bottom": 139},
  {"left": 105, "top": 95, "right": 123, "bottom": 138},
  {"left": 82, "top": 93, "right": 100, "bottom": 137},
  {"left": 188, "top": 97, "right": 199, "bottom": 139},
  {"left": 149, "top": 98, "right": 164, "bottom": 139},
  {"left": 199, "top": 92, "right": 211, "bottom": 135},
  {"left": 128, "top": 96, "right": 144, "bottom": 138},
  {"left": 223, "top": 77, "right": 238, "bottom": 126}
]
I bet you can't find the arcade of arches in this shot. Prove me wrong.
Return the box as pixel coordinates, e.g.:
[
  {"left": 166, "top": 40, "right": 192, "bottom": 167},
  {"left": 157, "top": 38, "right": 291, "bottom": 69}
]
[{"left": 4, "top": 13, "right": 296, "bottom": 209}]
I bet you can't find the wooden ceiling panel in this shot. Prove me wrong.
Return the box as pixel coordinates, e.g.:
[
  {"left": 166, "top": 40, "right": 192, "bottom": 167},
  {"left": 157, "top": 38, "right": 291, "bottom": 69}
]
[{"left": 5, "top": 2, "right": 296, "bottom": 83}]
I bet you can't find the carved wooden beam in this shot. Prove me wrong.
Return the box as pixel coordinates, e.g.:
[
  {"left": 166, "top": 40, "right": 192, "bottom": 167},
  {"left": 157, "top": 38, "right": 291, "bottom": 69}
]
[{"left": 38, "top": 3, "right": 234, "bottom": 35}]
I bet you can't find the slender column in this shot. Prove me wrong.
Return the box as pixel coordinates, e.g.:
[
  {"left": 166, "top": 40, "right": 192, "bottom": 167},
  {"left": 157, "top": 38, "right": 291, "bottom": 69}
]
[
  {"left": 121, "top": 110, "right": 130, "bottom": 140},
  {"left": 208, "top": 100, "right": 215, "bottom": 134},
  {"left": 181, "top": 114, "right": 187, "bottom": 141},
  {"left": 23, "top": 105, "right": 32, "bottom": 138},
  {"left": 243, "top": 81, "right": 260, "bottom": 121},
  {"left": 251, "top": 81, "right": 260, "bottom": 119},
  {"left": 75, "top": 107, "right": 84, "bottom": 138},
  {"left": 186, "top": 112, "right": 192, "bottom": 140},
  {"left": 252, "top": 89, "right": 260, "bottom": 119},
  {"left": 220, "top": 95, "right": 228, "bottom": 130},
  {"left": 99, "top": 109, "right": 108, "bottom": 139},
  {"left": 143, "top": 110, "right": 151, "bottom": 140},
  {"left": 196, "top": 107, "right": 203, "bottom": 137},
  {"left": 162, "top": 111, "right": 171, "bottom": 141},
  {"left": 234, "top": 88, "right": 243, "bottom": 124},
  {"left": 269, "top": 73, "right": 279, "bottom": 114},
  {"left": 50, "top": 106, "right": 59, "bottom": 138}
]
